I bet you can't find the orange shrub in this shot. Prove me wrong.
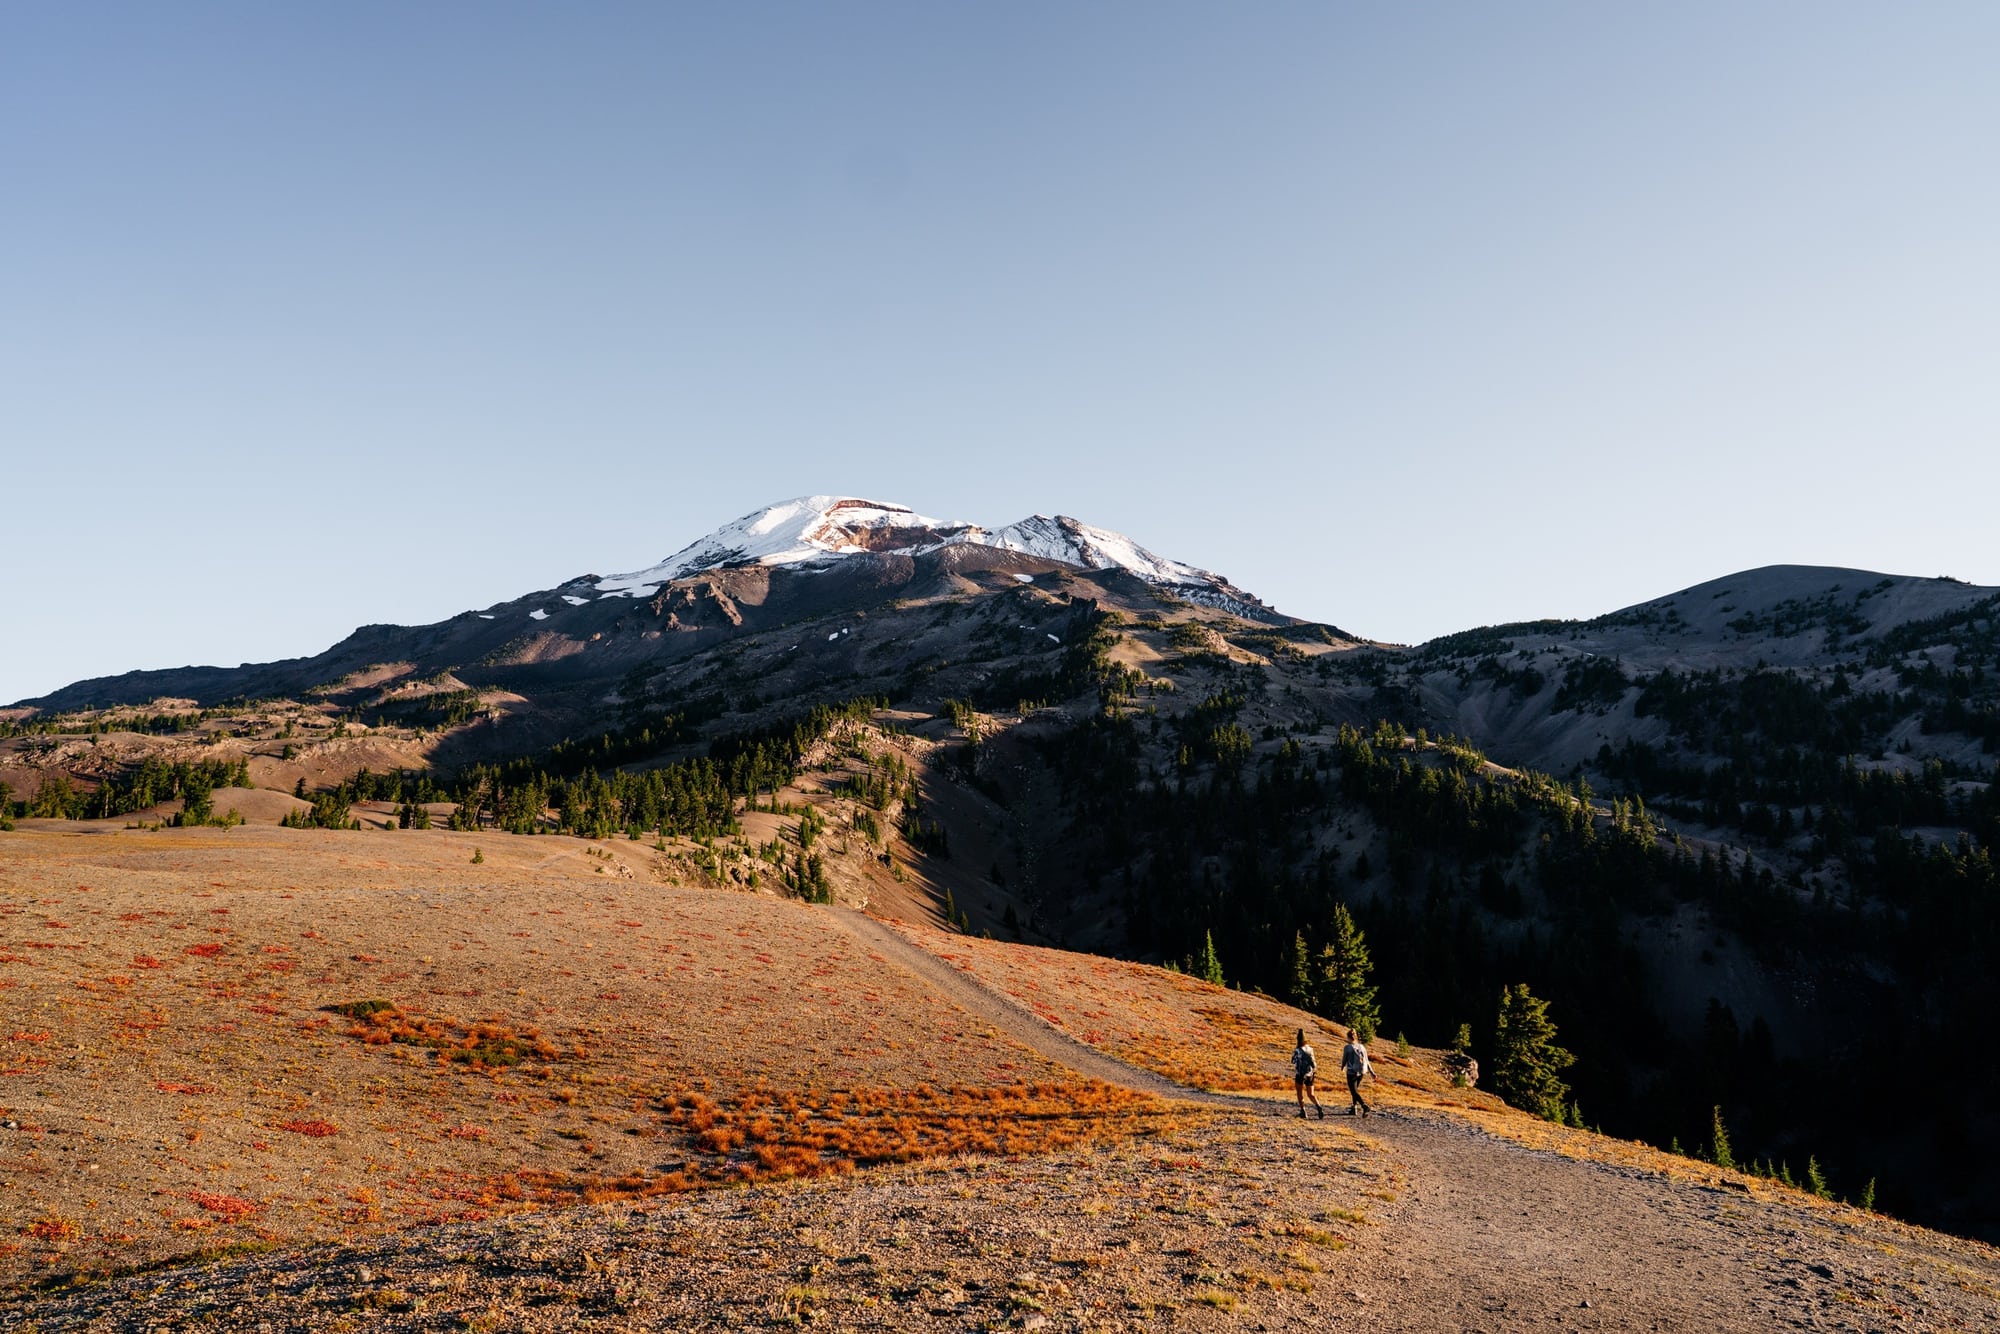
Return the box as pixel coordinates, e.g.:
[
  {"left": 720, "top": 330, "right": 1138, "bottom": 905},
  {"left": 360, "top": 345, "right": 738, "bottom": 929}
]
[
  {"left": 24, "top": 1216, "right": 79, "bottom": 1241},
  {"left": 325, "top": 1001, "right": 558, "bottom": 1070},
  {"left": 186, "top": 1191, "right": 260, "bottom": 1223}
]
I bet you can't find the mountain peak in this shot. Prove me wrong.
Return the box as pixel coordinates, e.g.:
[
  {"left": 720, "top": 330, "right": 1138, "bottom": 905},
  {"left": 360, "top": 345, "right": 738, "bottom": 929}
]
[
  {"left": 984, "top": 513, "right": 1216, "bottom": 587},
  {"left": 593, "top": 495, "right": 1256, "bottom": 610}
]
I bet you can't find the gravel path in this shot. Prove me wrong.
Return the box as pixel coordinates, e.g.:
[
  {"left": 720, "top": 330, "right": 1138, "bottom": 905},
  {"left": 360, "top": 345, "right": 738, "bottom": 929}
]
[
  {"left": 830, "top": 908, "right": 1224, "bottom": 1103},
  {"left": 838, "top": 909, "right": 2000, "bottom": 1332}
]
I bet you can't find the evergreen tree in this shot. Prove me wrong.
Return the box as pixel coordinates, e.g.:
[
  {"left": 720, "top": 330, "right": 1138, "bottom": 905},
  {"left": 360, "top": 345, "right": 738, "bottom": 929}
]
[
  {"left": 1491, "top": 983, "right": 1574, "bottom": 1120},
  {"left": 1707, "top": 1105, "right": 1736, "bottom": 1170},
  {"left": 177, "top": 783, "right": 214, "bottom": 827},
  {"left": 1805, "top": 1155, "right": 1831, "bottom": 1200},
  {"left": 1316, "top": 903, "right": 1379, "bottom": 1041},
  {"left": 1195, "top": 931, "right": 1225, "bottom": 986},
  {"left": 1283, "top": 931, "right": 1313, "bottom": 1009}
]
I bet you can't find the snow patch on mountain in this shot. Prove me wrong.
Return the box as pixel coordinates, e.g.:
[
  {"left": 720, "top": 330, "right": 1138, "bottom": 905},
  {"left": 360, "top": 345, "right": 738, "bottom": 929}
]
[
  {"left": 593, "top": 495, "right": 1261, "bottom": 612},
  {"left": 596, "top": 496, "right": 973, "bottom": 598},
  {"left": 983, "top": 514, "right": 1214, "bottom": 588}
]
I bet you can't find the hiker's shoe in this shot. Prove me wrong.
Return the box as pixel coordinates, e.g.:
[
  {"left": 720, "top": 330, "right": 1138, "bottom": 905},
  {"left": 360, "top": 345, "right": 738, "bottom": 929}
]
[
  {"left": 1316, "top": 1107, "right": 1325, "bottom": 1120},
  {"left": 1298, "top": 1108, "right": 1306, "bottom": 1119}
]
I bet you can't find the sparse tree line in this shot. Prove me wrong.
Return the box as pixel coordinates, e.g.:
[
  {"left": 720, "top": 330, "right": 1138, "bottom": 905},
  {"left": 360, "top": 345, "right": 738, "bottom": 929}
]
[
  {"left": 0, "top": 708, "right": 209, "bottom": 739},
  {"left": 430, "top": 697, "right": 885, "bottom": 840},
  {"left": 6, "top": 757, "right": 252, "bottom": 825}
]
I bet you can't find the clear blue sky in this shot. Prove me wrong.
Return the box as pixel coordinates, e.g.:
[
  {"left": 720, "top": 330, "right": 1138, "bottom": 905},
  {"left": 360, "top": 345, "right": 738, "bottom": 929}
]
[{"left": 5, "top": 4, "right": 1997, "bottom": 703}]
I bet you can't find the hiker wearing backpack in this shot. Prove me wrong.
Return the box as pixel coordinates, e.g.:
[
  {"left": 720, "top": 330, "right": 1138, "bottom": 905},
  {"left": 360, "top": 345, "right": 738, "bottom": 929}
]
[
  {"left": 1341, "top": 1029, "right": 1376, "bottom": 1117},
  {"left": 1292, "top": 1028, "right": 1324, "bottom": 1119}
]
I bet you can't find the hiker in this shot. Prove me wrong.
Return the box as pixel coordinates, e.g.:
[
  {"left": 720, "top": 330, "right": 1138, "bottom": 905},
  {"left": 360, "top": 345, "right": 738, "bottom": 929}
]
[
  {"left": 1292, "top": 1028, "right": 1324, "bottom": 1119},
  {"left": 1341, "top": 1028, "right": 1376, "bottom": 1117}
]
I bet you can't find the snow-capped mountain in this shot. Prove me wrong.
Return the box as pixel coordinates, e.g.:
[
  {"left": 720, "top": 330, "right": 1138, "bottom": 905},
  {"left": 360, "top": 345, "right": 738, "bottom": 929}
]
[
  {"left": 14, "top": 494, "right": 1294, "bottom": 716},
  {"left": 594, "top": 495, "right": 1247, "bottom": 606}
]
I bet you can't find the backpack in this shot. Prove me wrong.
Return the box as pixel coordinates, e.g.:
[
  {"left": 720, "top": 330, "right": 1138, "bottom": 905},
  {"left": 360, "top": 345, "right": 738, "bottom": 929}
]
[{"left": 1293, "top": 1044, "right": 1316, "bottom": 1078}]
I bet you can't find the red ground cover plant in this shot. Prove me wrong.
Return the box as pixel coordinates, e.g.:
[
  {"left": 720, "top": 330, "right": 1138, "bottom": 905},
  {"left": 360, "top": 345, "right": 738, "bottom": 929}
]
[
  {"left": 185, "top": 1192, "right": 260, "bottom": 1223},
  {"left": 326, "top": 1000, "right": 560, "bottom": 1071},
  {"left": 498, "top": 1080, "right": 1197, "bottom": 1208},
  {"left": 24, "top": 1216, "right": 79, "bottom": 1241},
  {"left": 277, "top": 1119, "right": 340, "bottom": 1137}
]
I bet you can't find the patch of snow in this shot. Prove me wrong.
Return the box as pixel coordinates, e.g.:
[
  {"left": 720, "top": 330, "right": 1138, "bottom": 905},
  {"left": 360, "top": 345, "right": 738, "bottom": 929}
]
[
  {"left": 596, "top": 496, "right": 975, "bottom": 596},
  {"left": 828, "top": 632, "right": 840, "bottom": 642},
  {"left": 478, "top": 614, "right": 496, "bottom": 620},
  {"left": 589, "top": 494, "right": 1262, "bottom": 612},
  {"left": 984, "top": 514, "right": 1215, "bottom": 588},
  {"left": 529, "top": 609, "right": 549, "bottom": 621},
  {"left": 1047, "top": 633, "right": 1061, "bottom": 644},
  {"left": 561, "top": 595, "right": 590, "bottom": 606}
]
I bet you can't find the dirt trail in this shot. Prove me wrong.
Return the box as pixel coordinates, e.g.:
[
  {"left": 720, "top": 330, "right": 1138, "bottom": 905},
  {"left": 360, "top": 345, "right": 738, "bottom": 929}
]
[
  {"left": 840, "top": 907, "right": 2000, "bottom": 1332},
  {"left": 832, "top": 908, "right": 1223, "bottom": 1103}
]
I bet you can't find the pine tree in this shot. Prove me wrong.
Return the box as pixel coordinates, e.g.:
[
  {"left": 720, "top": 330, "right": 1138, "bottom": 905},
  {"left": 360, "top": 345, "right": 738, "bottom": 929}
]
[
  {"left": 1195, "top": 931, "right": 1225, "bottom": 987},
  {"left": 1805, "top": 1156, "right": 1831, "bottom": 1200},
  {"left": 1491, "top": 983, "right": 1574, "bottom": 1120},
  {"left": 1315, "top": 904, "right": 1379, "bottom": 1041},
  {"left": 1283, "top": 931, "right": 1312, "bottom": 1009},
  {"left": 1707, "top": 1105, "right": 1736, "bottom": 1170}
]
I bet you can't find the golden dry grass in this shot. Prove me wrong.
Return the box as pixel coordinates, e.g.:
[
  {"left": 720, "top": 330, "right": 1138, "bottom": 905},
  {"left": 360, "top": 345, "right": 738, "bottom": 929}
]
[
  {"left": 883, "top": 917, "right": 1514, "bottom": 1113},
  {"left": 0, "top": 826, "right": 1098, "bottom": 1286}
]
